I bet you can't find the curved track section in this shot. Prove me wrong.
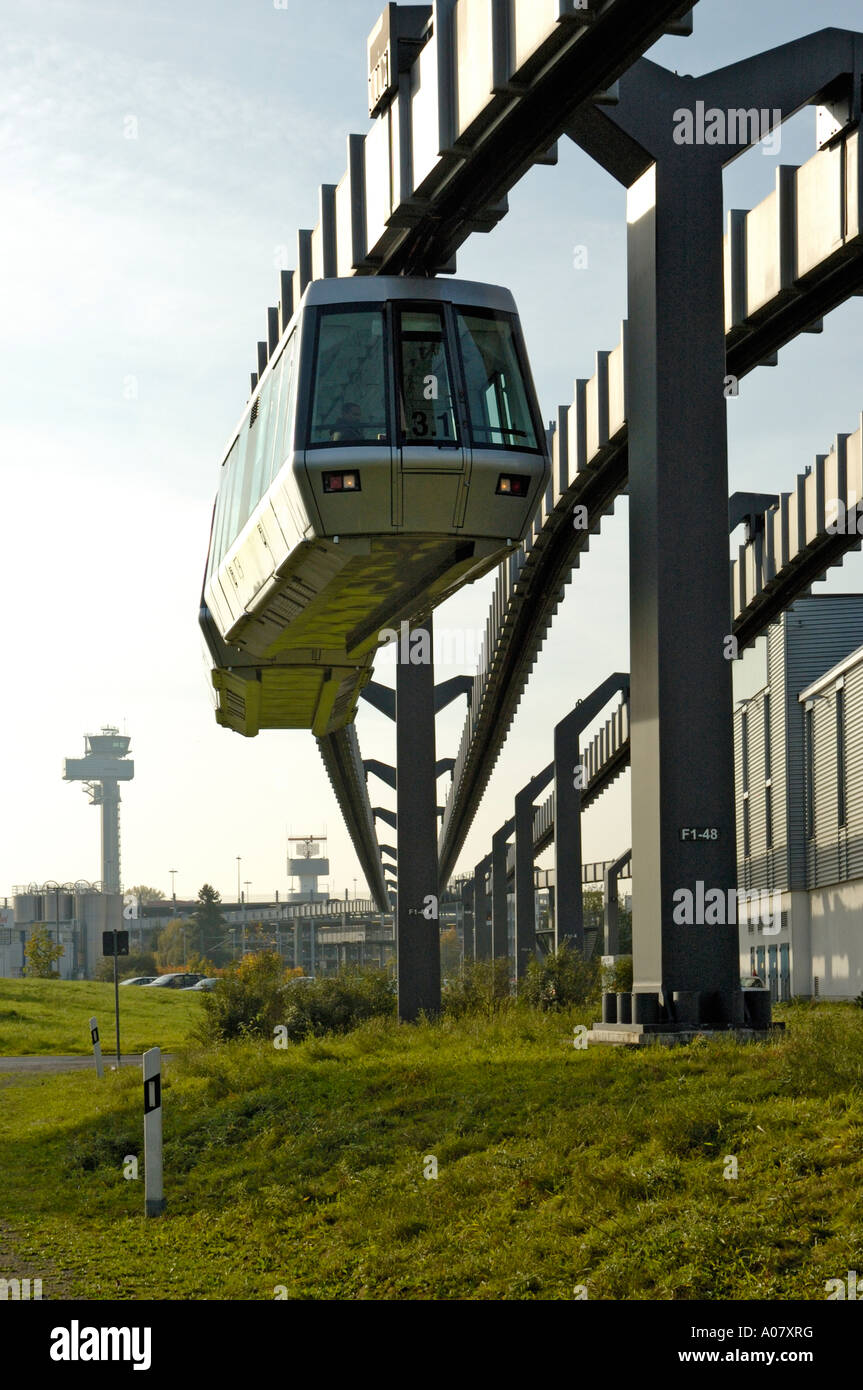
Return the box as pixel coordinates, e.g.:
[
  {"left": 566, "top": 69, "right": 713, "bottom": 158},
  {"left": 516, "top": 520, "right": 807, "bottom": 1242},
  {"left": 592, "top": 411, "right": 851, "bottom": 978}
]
[{"left": 317, "top": 726, "right": 390, "bottom": 911}]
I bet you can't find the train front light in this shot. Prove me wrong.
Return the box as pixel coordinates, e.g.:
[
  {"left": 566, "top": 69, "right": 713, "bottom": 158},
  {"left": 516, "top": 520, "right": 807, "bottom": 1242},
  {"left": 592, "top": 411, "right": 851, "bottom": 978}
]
[
  {"left": 323, "top": 471, "right": 362, "bottom": 493},
  {"left": 496, "top": 474, "right": 530, "bottom": 497}
]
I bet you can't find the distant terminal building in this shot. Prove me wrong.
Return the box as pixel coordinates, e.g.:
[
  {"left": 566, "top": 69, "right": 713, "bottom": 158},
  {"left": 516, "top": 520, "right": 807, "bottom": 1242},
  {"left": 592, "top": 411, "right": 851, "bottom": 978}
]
[
  {"left": 0, "top": 883, "right": 122, "bottom": 980},
  {"left": 142, "top": 892, "right": 395, "bottom": 977},
  {"left": 733, "top": 594, "right": 863, "bottom": 1001}
]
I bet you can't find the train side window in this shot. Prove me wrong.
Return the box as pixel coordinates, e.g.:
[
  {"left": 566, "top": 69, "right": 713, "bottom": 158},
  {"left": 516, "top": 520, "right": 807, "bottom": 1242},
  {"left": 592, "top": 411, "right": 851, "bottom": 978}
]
[
  {"left": 241, "top": 366, "right": 277, "bottom": 530},
  {"left": 212, "top": 435, "right": 241, "bottom": 569},
  {"left": 397, "top": 308, "right": 458, "bottom": 444},
  {"left": 308, "top": 307, "right": 389, "bottom": 447},
  {"left": 456, "top": 310, "right": 539, "bottom": 451},
  {"left": 224, "top": 418, "right": 252, "bottom": 554},
  {"left": 268, "top": 332, "right": 297, "bottom": 487}
]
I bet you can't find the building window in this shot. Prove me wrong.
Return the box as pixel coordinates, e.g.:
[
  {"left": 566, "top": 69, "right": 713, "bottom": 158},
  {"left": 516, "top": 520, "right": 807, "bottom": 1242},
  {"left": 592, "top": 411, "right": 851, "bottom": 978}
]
[
  {"left": 836, "top": 686, "right": 847, "bottom": 829},
  {"left": 765, "top": 780, "right": 773, "bottom": 850},
  {"left": 805, "top": 704, "right": 815, "bottom": 839},
  {"left": 763, "top": 689, "right": 771, "bottom": 780},
  {"left": 743, "top": 794, "right": 751, "bottom": 859},
  {"left": 741, "top": 710, "right": 749, "bottom": 793}
]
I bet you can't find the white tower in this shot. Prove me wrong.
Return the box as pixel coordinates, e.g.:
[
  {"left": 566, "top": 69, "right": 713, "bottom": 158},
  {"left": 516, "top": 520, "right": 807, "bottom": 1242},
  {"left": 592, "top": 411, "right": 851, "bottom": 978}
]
[
  {"left": 64, "top": 727, "right": 134, "bottom": 893},
  {"left": 288, "top": 835, "right": 329, "bottom": 902}
]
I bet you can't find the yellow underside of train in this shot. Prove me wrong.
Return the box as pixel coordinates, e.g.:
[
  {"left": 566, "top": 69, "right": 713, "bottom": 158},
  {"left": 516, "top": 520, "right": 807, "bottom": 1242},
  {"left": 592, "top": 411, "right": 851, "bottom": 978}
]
[{"left": 212, "top": 534, "right": 504, "bottom": 737}]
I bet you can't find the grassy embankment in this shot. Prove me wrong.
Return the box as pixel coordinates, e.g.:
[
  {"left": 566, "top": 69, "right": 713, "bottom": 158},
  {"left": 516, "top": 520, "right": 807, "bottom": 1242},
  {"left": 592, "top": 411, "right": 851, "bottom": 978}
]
[
  {"left": 1, "top": 1000, "right": 862, "bottom": 1299},
  {"left": 0, "top": 977, "right": 201, "bottom": 1055}
]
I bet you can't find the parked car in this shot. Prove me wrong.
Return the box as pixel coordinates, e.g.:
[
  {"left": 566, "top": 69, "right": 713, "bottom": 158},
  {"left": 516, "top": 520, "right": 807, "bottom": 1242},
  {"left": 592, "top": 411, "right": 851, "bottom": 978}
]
[
  {"left": 188, "top": 977, "right": 220, "bottom": 991},
  {"left": 144, "top": 973, "right": 204, "bottom": 989},
  {"left": 279, "top": 976, "right": 316, "bottom": 991},
  {"left": 119, "top": 976, "right": 156, "bottom": 987}
]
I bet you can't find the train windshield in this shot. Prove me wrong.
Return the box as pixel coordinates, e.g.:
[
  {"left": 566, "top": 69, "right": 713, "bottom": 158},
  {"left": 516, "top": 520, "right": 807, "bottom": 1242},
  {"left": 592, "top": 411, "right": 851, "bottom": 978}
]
[
  {"left": 456, "top": 309, "right": 539, "bottom": 452},
  {"left": 397, "top": 308, "right": 459, "bottom": 444},
  {"left": 308, "top": 305, "right": 389, "bottom": 447}
]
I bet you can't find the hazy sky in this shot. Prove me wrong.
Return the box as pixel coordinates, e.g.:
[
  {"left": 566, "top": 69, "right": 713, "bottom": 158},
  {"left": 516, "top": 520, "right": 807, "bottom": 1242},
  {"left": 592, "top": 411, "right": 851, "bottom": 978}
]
[{"left": 3, "top": 0, "right": 863, "bottom": 904}]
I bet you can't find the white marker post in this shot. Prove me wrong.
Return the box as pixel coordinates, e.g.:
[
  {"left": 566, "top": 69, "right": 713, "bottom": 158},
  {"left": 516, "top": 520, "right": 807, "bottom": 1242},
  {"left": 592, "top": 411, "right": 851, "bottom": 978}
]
[
  {"left": 89, "top": 1017, "right": 104, "bottom": 1079},
  {"left": 143, "top": 1047, "right": 165, "bottom": 1217}
]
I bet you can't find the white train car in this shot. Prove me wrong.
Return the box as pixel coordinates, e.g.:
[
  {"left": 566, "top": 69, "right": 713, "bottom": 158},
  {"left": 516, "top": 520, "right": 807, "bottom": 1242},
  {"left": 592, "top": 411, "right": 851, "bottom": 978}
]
[{"left": 200, "top": 276, "right": 549, "bottom": 736}]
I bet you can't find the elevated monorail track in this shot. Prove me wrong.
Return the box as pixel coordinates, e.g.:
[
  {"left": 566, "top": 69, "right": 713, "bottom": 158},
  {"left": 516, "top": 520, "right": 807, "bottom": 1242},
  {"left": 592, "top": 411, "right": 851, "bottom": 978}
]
[
  {"left": 438, "top": 126, "right": 863, "bottom": 880},
  {"left": 241, "top": 6, "right": 863, "bottom": 903}
]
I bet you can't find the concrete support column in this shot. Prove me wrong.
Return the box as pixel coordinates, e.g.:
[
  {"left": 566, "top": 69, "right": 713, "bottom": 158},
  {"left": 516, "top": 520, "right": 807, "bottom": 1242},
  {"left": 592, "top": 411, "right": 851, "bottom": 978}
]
[
  {"left": 625, "top": 158, "right": 738, "bottom": 1021},
  {"left": 473, "top": 853, "right": 492, "bottom": 960},
  {"left": 603, "top": 849, "right": 632, "bottom": 955},
  {"left": 514, "top": 769, "right": 553, "bottom": 982},
  {"left": 396, "top": 621, "right": 441, "bottom": 1021},
  {"left": 492, "top": 819, "right": 514, "bottom": 961},
  {"left": 553, "top": 675, "right": 629, "bottom": 954}
]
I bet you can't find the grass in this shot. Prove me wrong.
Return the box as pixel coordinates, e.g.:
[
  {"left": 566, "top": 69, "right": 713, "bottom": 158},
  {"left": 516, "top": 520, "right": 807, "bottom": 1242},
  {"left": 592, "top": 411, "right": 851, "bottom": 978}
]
[
  {"left": 1, "top": 1000, "right": 863, "bottom": 1299},
  {"left": 0, "top": 977, "right": 201, "bottom": 1055}
]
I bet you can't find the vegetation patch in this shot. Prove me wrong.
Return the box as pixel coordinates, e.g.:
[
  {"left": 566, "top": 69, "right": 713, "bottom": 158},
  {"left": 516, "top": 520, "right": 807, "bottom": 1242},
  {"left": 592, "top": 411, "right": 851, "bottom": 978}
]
[{"left": 0, "top": 1002, "right": 862, "bottom": 1299}]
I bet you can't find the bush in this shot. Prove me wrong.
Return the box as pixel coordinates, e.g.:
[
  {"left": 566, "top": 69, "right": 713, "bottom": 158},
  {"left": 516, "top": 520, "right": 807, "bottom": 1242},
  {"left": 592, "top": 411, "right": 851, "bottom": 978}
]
[
  {"left": 601, "top": 955, "right": 633, "bottom": 995},
  {"left": 197, "top": 958, "right": 395, "bottom": 1044},
  {"left": 442, "top": 959, "right": 513, "bottom": 1020},
  {"left": 196, "top": 952, "right": 288, "bottom": 1043},
  {"left": 521, "top": 943, "right": 599, "bottom": 1011},
  {"left": 278, "top": 968, "right": 395, "bottom": 1043}
]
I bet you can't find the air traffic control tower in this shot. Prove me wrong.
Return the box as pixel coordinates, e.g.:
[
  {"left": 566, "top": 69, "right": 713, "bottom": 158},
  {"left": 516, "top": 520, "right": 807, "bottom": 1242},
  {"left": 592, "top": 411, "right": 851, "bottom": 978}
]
[
  {"left": 288, "top": 836, "right": 329, "bottom": 904},
  {"left": 63, "top": 728, "right": 134, "bottom": 894}
]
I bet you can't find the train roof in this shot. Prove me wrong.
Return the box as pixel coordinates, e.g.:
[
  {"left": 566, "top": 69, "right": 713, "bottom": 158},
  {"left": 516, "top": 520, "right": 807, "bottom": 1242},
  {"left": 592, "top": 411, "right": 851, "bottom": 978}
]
[{"left": 300, "top": 276, "right": 519, "bottom": 313}]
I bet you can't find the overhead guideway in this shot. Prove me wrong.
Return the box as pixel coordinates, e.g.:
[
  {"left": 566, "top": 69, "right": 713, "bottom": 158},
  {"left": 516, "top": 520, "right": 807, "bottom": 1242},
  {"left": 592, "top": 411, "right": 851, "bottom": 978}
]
[{"left": 439, "top": 119, "right": 863, "bottom": 882}]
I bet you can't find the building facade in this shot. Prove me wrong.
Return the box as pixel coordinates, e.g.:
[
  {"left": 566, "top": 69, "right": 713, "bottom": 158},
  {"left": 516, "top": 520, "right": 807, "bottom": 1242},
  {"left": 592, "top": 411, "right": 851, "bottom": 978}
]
[
  {"left": 733, "top": 595, "right": 863, "bottom": 1001},
  {"left": 2, "top": 886, "right": 123, "bottom": 980}
]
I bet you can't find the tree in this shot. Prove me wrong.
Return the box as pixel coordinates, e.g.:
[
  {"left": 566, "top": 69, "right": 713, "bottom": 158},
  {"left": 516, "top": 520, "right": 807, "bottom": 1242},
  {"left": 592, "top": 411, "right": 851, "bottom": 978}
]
[
  {"left": 24, "top": 926, "right": 64, "bottom": 979},
  {"left": 128, "top": 886, "right": 165, "bottom": 905},
  {"left": 192, "top": 885, "right": 229, "bottom": 965},
  {"left": 155, "top": 919, "right": 190, "bottom": 969}
]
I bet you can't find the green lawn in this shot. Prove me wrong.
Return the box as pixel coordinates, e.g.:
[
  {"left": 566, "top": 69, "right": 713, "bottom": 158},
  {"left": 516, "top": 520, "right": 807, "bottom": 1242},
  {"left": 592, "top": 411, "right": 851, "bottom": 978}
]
[
  {"left": 0, "top": 977, "right": 202, "bottom": 1055},
  {"left": 1, "top": 1001, "right": 862, "bottom": 1300}
]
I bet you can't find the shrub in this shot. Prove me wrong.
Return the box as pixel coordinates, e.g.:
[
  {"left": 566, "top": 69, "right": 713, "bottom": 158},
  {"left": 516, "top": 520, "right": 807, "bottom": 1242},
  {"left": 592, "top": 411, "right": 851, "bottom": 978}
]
[
  {"left": 196, "top": 952, "right": 288, "bottom": 1043},
  {"left": 521, "top": 943, "right": 599, "bottom": 1010},
  {"left": 278, "top": 968, "right": 395, "bottom": 1043},
  {"left": 442, "top": 959, "right": 513, "bottom": 1020},
  {"left": 197, "top": 959, "right": 395, "bottom": 1044},
  {"left": 601, "top": 955, "right": 633, "bottom": 995}
]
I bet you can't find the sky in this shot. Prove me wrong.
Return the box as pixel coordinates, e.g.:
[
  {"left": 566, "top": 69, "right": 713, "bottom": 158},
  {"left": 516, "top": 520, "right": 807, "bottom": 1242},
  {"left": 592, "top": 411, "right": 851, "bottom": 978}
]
[{"left": 3, "top": 0, "right": 863, "bottom": 905}]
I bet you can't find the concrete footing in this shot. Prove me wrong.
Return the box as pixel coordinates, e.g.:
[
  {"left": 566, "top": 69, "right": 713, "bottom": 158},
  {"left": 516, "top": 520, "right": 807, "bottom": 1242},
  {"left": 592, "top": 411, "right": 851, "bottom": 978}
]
[{"left": 587, "top": 1021, "right": 785, "bottom": 1047}]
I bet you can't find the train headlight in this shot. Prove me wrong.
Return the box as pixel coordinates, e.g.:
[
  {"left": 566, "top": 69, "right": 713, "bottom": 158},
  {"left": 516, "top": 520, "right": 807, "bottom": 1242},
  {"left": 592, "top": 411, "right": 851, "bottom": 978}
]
[
  {"left": 323, "top": 471, "right": 361, "bottom": 493},
  {"left": 496, "top": 474, "right": 530, "bottom": 497}
]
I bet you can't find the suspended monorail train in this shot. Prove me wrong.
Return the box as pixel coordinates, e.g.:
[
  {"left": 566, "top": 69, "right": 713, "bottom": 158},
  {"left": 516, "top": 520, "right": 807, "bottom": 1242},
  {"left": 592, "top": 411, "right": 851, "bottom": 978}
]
[{"left": 200, "top": 276, "right": 549, "bottom": 737}]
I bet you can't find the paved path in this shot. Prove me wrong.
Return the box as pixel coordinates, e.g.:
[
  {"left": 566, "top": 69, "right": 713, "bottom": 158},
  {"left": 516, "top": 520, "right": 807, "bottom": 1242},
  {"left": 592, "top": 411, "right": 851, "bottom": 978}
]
[{"left": 0, "top": 1054, "right": 173, "bottom": 1073}]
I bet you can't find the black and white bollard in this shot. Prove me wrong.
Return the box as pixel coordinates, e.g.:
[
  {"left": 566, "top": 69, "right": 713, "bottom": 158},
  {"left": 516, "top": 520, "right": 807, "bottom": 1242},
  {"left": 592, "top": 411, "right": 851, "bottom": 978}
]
[
  {"left": 89, "top": 1017, "right": 104, "bottom": 1080},
  {"left": 143, "top": 1047, "right": 165, "bottom": 1217}
]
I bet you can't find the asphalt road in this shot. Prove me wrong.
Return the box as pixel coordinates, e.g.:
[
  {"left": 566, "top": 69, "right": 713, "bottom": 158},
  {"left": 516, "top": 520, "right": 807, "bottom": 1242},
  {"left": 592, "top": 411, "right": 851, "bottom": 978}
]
[{"left": 0, "top": 1055, "right": 173, "bottom": 1073}]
